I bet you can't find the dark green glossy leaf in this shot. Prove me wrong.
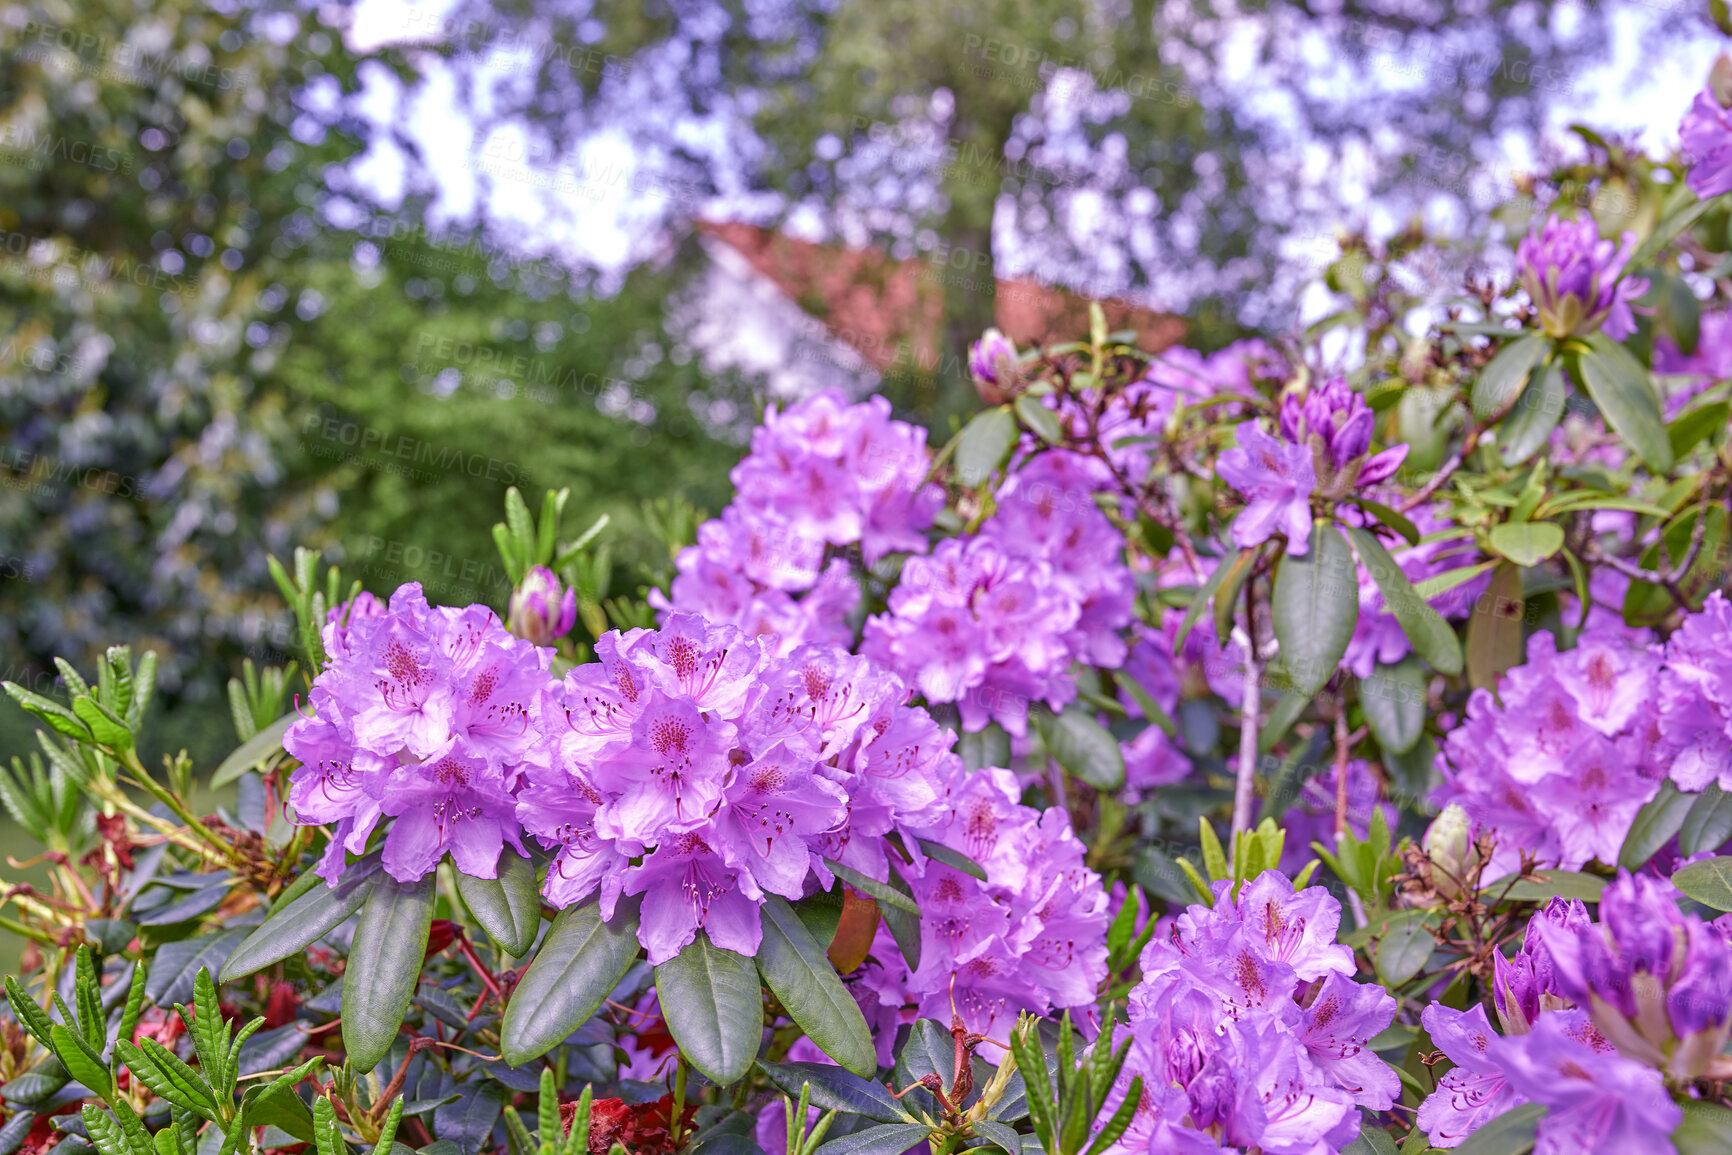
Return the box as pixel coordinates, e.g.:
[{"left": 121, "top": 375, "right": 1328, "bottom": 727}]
[
  {"left": 756, "top": 1062, "right": 911, "bottom": 1124},
  {"left": 1573, "top": 335, "right": 1673, "bottom": 473},
  {"left": 341, "top": 874, "right": 435, "bottom": 1073},
  {"left": 755, "top": 897, "right": 875, "bottom": 1078},
  {"left": 223, "top": 859, "right": 381, "bottom": 981},
  {"left": 1499, "top": 359, "right": 1566, "bottom": 466},
  {"left": 1346, "top": 525, "right": 1462, "bottom": 675},
  {"left": 1491, "top": 871, "right": 1607, "bottom": 904},
  {"left": 1683, "top": 785, "right": 1732, "bottom": 857},
  {"left": 1669, "top": 399, "right": 1731, "bottom": 458},
  {"left": 1014, "top": 394, "right": 1063, "bottom": 444},
  {"left": 1470, "top": 332, "right": 1547, "bottom": 422},
  {"left": 811, "top": 1124, "right": 932, "bottom": 1155},
  {"left": 432, "top": 1082, "right": 508, "bottom": 1155},
  {"left": 914, "top": 839, "right": 986, "bottom": 881},
  {"left": 499, "top": 896, "right": 641, "bottom": 1066},
  {"left": 1174, "top": 549, "right": 1251, "bottom": 650},
  {"left": 1620, "top": 782, "right": 1693, "bottom": 869},
  {"left": 1361, "top": 658, "right": 1426, "bottom": 755},
  {"left": 1675, "top": 1098, "right": 1732, "bottom": 1155},
  {"left": 823, "top": 859, "right": 918, "bottom": 916},
  {"left": 1036, "top": 705, "right": 1125, "bottom": 790},
  {"left": 1673, "top": 856, "right": 1732, "bottom": 912},
  {"left": 453, "top": 852, "right": 541, "bottom": 957},
  {"left": 1271, "top": 522, "right": 1359, "bottom": 697},
  {"left": 953, "top": 407, "right": 1017, "bottom": 486},
  {"left": 145, "top": 930, "right": 248, "bottom": 1009},
  {"left": 1466, "top": 563, "right": 1524, "bottom": 692},
  {"left": 655, "top": 932, "right": 765, "bottom": 1086},
  {"left": 1374, "top": 911, "right": 1437, "bottom": 988}
]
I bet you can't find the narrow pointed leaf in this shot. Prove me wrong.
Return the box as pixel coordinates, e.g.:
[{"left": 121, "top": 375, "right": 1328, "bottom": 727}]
[
  {"left": 1470, "top": 332, "right": 1547, "bottom": 421},
  {"left": 1574, "top": 335, "right": 1673, "bottom": 473},
  {"left": 1345, "top": 525, "right": 1462, "bottom": 675},
  {"left": 223, "top": 861, "right": 382, "bottom": 981},
  {"left": 822, "top": 860, "right": 918, "bottom": 916},
  {"left": 209, "top": 715, "right": 296, "bottom": 789}
]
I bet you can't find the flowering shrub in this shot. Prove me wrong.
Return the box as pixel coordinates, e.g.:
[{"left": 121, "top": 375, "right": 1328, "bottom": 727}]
[{"left": 8, "top": 65, "right": 1732, "bottom": 1155}]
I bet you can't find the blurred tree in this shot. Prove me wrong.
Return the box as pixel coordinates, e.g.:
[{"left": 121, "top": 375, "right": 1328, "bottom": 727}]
[{"left": 0, "top": 0, "right": 739, "bottom": 750}]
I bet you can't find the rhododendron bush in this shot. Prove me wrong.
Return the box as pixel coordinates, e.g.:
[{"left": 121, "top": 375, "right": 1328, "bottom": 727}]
[{"left": 11, "top": 81, "right": 1732, "bottom": 1155}]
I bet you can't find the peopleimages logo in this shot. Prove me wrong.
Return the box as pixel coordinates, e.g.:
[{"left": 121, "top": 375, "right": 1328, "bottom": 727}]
[
  {"left": 300, "top": 413, "right": 534, "bottom": 485},
  {"left": 16, "top": 21, "right": 252, "bottom": 91}
]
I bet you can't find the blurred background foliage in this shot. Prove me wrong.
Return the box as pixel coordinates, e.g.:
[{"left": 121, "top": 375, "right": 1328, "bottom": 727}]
[{"left": 0, "top": 0, "right": 1708, "bottom": 762}]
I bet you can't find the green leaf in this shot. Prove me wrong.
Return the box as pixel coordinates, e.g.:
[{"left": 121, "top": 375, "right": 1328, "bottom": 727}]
[
  {"left": 1361, "top": 658, "right": 1426, "bottom": 755},
  {"left": 1211, "top": 546, "right": 1260, "bottom": 644},
  {"left": 1470, "top": 333, "right": 1548, "bottom": 421},
  {"left": 313, "top": 1095, "right": 343, "bottom": 1155},
  {"left": 1412, "top": 560, "right": 1498, "bottom": 602},
  {"left": 1035, "top": 706, "right": 1125, "bottom": 791},
  {"left": 209, "top": 715, "right": 295, "bottom": 789},
  {"left": 1342, "top": 1123, "right": 1401, "bottom": 1155},
  {"left": 811, "top": 1125, "right": 933, "bottom": 1155},
  {"left": 1668, "top": 399, "right": 1731, "bottom": 458},
  {"left": 499, "top": 897, "right": 641, "bottom": 1066},
  {"left": 80, "top": 1109, "right": 133, "bottom": 1155},
  {"left": 1499, "top": 359, "right": 1566, "bottom": 465},
  {"left": 453, "top": 852, "right": 541, "bottom": 957},
  {"left": 3, "top": 683, "right": 93, "bottom": 742},
  {"left": 115, "top": 1040, "right": 218, "bottom": 1119},
  {"left": 913, "top": 839, "right": 986, "bottom": 881},
  {"left": 1353, "top": 499, "right": 1420, "bottom": 547},
  {"left": 5, "top": 977, "right": 56, "bottom": 1050},
  {"left": 1628, "top": 192, "right": 1721, "bottom": 271},
  {"left": 1673, "top": 856, "right": 1732, "bottom": 911},
  {"left": 1466, "top": 563, "right": 1524, "bottom": 692},
  {"left": 1487, "top": 522, "right": 1564, "bottom": 567},
  {"left": 222, "top": 859, "right": 381, "bottom": 981},
  {"left": 1451, "top": 1102, "right": 1545, "bottom": 1155},
  {"left": 1682, "top": 785, "right": 1732, "bottom": 858},
  {"left": 1572, "top": 335, "right": 1674, "bottom": 473},
  {"left": 973, "top": 1119, "right": 1022, "bottom": 1155},
  {"left": 755, "top": 897, "right": 875, "bottom": 1078},
  {"left": 341, "top": 874, "right": 436, "bottom": 1073},
  {"left": 1491, "top": 871, "right": 1607, "bottom": 904},
  {"left": 1345, "top": 526, "right": 1463, "bottom": 675},
  {"left": 823, "top": 859, "right": 918, "bottom": 916},
  {"left": 1199, "top": 816, "right": 1228, "bottom": 884},
  {"left": 1271, "top": 522, "right": 1359, "bottom": 697},
  {"left": 1675, "top": 1098, "right": 1732, "bottom": 1155},
  {"left": 891, "top": 1019, "right": 956, "bottom": 1106},
  {"left": 143, "top": 931, "right": 247, "bottom": 1009},
  {"left": 756, "top": 1063, "right": 911, "bottom": 1124},
  {"left": 953, "top": 407, "right": 1018, "bottom": 486},
  {"left": 1013, "top": 395, "right": 1063, "bottom": 444},
  {"left": 1620, "top": 782, "right": 1694, "bottom": 869},
  {"left": 49, "top": 1024, "right": 111, "bottom": 1100},
  {"left": 1374, "top": 911, "right": 1437, "bottom": 987},
  {"left": 1174, "top": 549, "right": 1251, "bottom": 650},
  {"left": 655, "top": 932, "right": 765, "bottom": 1086},
  {"left": 71, "top": 697, "right": 132, "bottom": 752}
]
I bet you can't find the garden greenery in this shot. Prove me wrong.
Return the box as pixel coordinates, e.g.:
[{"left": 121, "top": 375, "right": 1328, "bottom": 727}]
[{"left": 9, "top": 66, "right": 1732, "bottom": 1155}]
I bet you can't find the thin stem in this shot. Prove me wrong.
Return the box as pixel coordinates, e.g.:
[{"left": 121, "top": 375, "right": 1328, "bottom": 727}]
[
  {"left": 668, "top": 1056, "right": 688, "bottom": 1147},
  {"left": 1231, "top": 624, "right": 1260, "bottom": 836},
  {"left": 1397, "top": 427, "right": 1479, "bottom": 512},
  {"left": 1333, "top": 708, "right": 1351, "bottom": 841}
]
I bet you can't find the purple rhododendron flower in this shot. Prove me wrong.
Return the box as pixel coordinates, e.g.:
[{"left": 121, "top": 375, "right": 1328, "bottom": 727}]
[
  {"left": 285, "top": 582, "right": 548, "bottom": 883},
  {"left": 1681, "top": 74, "right": 1732, "bottom": 198},
  {"left": 1216, "top": 420, "right": 1317, "bottom": 554},
  {"left": 656, "top": 390, "right": 942, "bottom": 655},
  {"left": 854, "top": 768, "right": 1109, "bottom": 1060},
  {"left": 1278, "top": 377, "right": 1409, "bottom": 495},
  {"left": 1417, "top": 1003, "right": 1519, "bottom": 1148},
  {"left": 1658, "top": 591, "right": 1732, "bottom": 792},
  {"left": 1494, "top": 1011, "right": 1681, "bottom": 1155},
  {"left": 862, "top": 535, "right": 1082, "bottom": 735},
  {"left": 521, "top": 614, "right": 960, "bottom": 963},
  {"left": 1517, "top": 214, "right": 1648, "bottom": 341},
  {"left": 1433, "top": 627, "right": 1666, "bottom": 876},
  {"left": 1098, "top": 871, "right": 1390, "bottom": 1154}
]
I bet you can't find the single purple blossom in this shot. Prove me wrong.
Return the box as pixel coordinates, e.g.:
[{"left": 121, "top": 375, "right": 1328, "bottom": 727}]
[
  {"left": 1681, "top": 65, "right": 1732, "bottom": 198},
  {"left": 1216, "top": 420, "right": 1318, "bottom": 555},
  {"left": 1417, "top": 1003, "right": 1520, "bottom": 1148},
  {"left": 1494, "top": 1011, "right": 1681, "bottom": 1155}
]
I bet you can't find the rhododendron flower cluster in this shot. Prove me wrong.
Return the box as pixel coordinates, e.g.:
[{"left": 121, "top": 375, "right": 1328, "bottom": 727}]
[
  {"left": 284, "top": 582, "right": 549, "bottom": 883},
  {"left": 1655, "top": 591, "right": 1732, "bottom": 792},
  {"left": 856, "top": 768, "right": 1110, "bottom": 1060},
  {"left": 1681, "top": 65, "right": 1732, "bottom": 198},
  {"left": 1433, "top": 625, "right": 1666, "bottom": 876},
  {"left": 519, "top": 615, "right": 960, "bottom": 963},
  {"left": 1418, "top": 873, "right": 1725, "bottom": 1151},
  {"left": 656, "top": 389, "right": 943, "bottom": 655},
  {"left": 862, "top": 449, "right": 1135, "bottom": 734},
  {"left": 1105, "top": 872, "right": 1397, "bottom": 1153}
]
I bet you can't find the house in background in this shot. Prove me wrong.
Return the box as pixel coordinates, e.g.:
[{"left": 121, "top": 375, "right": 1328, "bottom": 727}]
[{"left": 677, "top": 219, "right": 1187, "bottom": 402}]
